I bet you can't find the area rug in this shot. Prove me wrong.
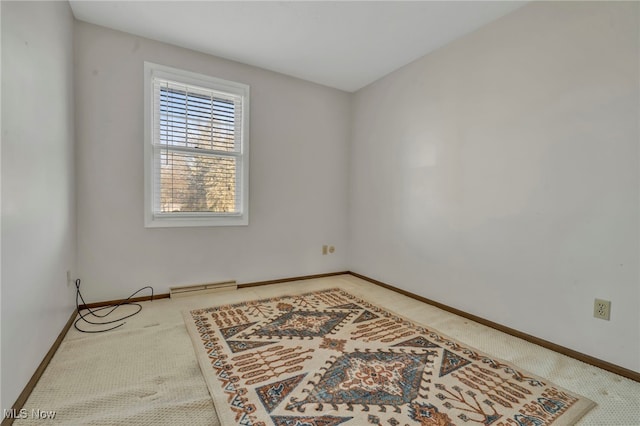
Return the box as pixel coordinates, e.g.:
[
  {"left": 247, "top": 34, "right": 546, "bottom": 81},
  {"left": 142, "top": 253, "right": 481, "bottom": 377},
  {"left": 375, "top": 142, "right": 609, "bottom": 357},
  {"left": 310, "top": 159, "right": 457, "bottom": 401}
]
[{"left": 183, "top": 288, "right": 595, "bottom": 426}]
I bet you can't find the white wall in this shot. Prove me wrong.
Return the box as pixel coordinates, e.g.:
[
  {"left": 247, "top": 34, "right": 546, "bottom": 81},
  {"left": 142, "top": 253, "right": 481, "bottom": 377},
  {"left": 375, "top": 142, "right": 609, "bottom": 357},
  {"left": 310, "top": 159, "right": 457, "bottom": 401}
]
[
  {"left": 75, "top": 22, "right": 350, "bottom": 302},
  {"left": 1, "top": 1, "right": 77, "bottom": 410},
  {"left": 349, "top": 1, "right": 640, "bottom": 372}
]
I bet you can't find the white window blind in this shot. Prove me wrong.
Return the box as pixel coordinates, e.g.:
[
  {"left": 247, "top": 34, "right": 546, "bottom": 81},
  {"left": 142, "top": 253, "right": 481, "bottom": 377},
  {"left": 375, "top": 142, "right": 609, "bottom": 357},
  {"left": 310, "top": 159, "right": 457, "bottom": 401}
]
[{"left": 144, "top": 63, "right": 249, "bottom": 227}]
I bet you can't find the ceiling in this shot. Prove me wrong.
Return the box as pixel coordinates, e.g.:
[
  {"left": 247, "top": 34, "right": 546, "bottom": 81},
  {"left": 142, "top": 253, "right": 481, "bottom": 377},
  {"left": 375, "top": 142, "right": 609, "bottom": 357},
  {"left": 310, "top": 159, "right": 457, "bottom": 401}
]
[{"left": 69, "top": 1, "right": 527, "bottom": 92}]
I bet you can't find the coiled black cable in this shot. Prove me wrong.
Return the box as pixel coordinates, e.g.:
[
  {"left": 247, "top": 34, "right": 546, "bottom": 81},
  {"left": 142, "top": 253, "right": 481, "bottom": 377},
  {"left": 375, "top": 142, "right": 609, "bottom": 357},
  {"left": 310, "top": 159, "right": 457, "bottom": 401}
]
[{"left": 74, "top": 279, "right": 154, "bottom": 333}]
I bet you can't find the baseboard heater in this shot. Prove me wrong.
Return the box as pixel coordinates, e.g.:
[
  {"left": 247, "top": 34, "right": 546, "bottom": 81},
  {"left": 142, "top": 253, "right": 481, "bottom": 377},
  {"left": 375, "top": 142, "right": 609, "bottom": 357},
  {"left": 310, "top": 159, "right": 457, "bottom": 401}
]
[{"left": 170, "top": 280, "right": 237, "bottom": 298}]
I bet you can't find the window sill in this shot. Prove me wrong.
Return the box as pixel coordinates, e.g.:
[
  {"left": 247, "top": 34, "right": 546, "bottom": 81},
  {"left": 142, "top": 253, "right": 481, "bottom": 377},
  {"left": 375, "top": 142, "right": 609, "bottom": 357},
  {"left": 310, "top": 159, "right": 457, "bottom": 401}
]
[{"left": 144, "top": 214, "right": 248, "bottom": 228}]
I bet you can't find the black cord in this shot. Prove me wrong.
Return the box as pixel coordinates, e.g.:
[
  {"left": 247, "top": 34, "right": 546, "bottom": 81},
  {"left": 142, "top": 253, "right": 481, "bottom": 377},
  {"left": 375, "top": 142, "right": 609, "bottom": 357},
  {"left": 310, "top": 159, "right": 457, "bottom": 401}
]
[{"left": 74, "top": 279, "right": 154, "bottom": 333}]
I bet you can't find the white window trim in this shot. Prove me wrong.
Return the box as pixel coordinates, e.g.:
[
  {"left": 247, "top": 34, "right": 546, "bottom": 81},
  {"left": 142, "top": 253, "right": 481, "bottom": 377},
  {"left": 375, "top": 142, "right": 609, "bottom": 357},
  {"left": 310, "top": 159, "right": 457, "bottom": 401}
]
[{"left": 144, "top": 62, "right": 250, "bottom": 227}]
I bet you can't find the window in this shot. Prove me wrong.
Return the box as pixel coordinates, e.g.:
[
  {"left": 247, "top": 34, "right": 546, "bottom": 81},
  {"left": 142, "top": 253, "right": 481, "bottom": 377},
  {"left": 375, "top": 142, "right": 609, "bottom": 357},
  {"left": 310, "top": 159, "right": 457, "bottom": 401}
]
[{"left": 144, "top": 62, "right": 249, "bottom": 227}]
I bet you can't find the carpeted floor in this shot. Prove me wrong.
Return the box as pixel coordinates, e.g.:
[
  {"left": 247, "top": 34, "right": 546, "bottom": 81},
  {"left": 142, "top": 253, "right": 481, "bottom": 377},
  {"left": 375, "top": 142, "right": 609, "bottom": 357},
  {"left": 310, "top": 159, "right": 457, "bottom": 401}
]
[{"left": 14, "top": 275, "right": 640, "bottom": 425}]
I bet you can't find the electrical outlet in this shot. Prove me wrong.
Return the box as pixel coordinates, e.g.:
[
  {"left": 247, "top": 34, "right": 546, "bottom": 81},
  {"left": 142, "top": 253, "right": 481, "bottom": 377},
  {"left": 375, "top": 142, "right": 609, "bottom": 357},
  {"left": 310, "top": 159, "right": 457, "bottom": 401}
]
[
  {"left": 593, "top": 299, "right": 611, "bottom": 321},
  {"left": 322, "top": 245, "right": 335, "bottom": 255},
  {"left": 66, "top": 270, "right": 72, "bottom": 287}
]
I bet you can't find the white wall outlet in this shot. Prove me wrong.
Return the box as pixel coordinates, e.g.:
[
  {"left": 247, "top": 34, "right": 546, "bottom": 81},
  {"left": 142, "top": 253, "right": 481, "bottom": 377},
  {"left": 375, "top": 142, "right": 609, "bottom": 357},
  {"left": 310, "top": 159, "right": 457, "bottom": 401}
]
[
  {"left": 593, "top": 299, "right": 611, "bottom": 320},
  {"left": 66, "top": 270, "right": 72, "bottom": 287},
  {"left": 322, "top": 245, "right": 335, "bottom": 255}
]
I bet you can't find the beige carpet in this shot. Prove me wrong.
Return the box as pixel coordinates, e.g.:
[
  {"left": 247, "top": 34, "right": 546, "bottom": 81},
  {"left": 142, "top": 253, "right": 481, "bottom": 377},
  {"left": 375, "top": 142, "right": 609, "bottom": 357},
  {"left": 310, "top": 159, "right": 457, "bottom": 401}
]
[
  {"left": 14, "top": 275, "right": 640, "bottom": 425},
  {"left": 14, "top": 320, "right": 218, "bottom": 425}
]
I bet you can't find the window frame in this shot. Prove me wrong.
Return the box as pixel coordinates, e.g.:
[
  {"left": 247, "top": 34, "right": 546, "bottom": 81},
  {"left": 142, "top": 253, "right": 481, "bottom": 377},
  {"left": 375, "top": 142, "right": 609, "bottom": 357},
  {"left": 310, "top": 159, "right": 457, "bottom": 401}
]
[{"left": 144, "top": 62, "right": 250, "bottom": 228}]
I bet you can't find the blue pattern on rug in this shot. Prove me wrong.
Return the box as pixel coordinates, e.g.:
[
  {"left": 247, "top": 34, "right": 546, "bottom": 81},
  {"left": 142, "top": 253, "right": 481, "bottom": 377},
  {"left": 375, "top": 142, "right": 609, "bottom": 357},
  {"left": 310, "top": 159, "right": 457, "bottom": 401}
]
[
  {"left": 287, "top": 349, "right": 436, "bottom": 413},
  {"left": 249, "top": 310, "right": 351, "bottom": 338}
]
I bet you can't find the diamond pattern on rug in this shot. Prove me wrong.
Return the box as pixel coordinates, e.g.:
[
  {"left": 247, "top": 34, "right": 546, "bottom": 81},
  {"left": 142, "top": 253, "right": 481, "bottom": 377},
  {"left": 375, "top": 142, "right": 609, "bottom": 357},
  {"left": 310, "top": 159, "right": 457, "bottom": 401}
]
[
  {"left": 286, "top": 349, "right": 436, "bottom": 413},
  {"left": 248, "top": 310, "right": 351, "bottom": 338},
  {"left": 183, "top": 288, "right": 596, "bottom": 426}
]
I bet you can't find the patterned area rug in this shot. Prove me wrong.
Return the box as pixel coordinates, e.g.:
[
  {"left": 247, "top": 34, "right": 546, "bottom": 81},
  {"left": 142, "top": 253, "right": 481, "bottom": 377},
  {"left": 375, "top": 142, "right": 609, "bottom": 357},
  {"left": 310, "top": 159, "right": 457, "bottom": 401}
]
[{"left": 183, "top": 288, "right": 595, "bottom": 426}]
